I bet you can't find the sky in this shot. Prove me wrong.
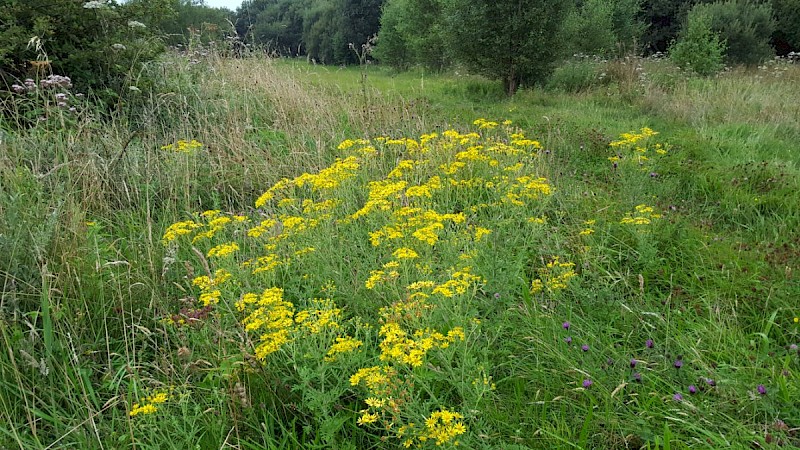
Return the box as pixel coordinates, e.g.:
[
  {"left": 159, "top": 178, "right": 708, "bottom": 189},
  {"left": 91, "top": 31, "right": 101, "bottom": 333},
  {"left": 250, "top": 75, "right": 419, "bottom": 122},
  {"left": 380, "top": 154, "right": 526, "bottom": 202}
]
[{"left": 202, "top": 0, "right": 244, "bottom": 10}]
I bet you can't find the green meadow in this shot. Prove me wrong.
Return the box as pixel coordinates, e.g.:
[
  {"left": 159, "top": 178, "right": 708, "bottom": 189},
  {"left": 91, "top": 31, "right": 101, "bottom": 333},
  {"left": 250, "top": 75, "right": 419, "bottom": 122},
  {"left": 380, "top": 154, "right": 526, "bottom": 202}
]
[{"left": 1, "top": 54, "right": 799, "bottom": 449}]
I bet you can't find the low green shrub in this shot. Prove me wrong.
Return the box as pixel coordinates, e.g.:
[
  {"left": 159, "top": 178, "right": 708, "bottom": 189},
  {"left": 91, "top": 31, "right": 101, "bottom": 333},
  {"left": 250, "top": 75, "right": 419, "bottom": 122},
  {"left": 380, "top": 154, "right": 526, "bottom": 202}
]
[{"left": 669, "top": 10, "right": 726, "bottom": 76}]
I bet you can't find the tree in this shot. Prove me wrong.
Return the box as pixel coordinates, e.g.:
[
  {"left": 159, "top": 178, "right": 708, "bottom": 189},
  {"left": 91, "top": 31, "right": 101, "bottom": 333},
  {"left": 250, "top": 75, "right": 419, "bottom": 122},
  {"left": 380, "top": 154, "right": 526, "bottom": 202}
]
[
  {"left": 561, "top": 0, "right": 645, "bottom": 57},
  {"left": 771, "top": 0, "right": 800, "bottom": 53},
  {"left": 374, "top": 0, "right": 448, "bottom": 70},
  {"left": 639, "top": 0, "right": 697, "bottom": 53},
  {"left": 373, "top": 0, "right": 413, "bottom": 69},
  {"left": 156, "top": 0, "right": 233, "bottom": 47},
  {"left": 694, "top": 0, "right": 775, "bottom": 65},
  {"left": 442, "top": 0, "right": 570, "bottom": 95}
]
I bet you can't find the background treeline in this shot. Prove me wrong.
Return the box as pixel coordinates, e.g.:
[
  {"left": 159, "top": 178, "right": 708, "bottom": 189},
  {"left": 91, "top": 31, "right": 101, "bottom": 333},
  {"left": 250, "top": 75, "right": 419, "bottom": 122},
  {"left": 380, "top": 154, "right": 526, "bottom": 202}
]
[
  {"left": 1, "top": 0, "right": 798, "bottom": 99},
  {"left": 236, "top": 0, "right": 800, "bottom": 62},
  {"left": 236, "top": 0, "right": 799, "bottom": 92}
]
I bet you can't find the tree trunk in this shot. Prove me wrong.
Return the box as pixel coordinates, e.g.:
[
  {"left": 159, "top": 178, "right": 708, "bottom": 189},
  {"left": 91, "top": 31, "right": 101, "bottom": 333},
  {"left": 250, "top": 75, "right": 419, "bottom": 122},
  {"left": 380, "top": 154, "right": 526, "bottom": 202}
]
[{"left": 504, "top": 71, "right": 520, "bottom": 96}]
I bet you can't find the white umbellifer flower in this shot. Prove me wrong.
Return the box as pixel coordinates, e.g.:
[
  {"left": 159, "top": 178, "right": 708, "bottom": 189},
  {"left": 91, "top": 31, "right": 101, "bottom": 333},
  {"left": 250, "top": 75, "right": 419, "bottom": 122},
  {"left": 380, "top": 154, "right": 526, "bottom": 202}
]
[
  {"left": 111, "top": 43, "right": 126, "bottom": 50},
  {"left": 83, "top": 1, "right": 106, "bottom": 9},
  {"left": 128, "top": 20, "right": 146, "bottom": 29}
]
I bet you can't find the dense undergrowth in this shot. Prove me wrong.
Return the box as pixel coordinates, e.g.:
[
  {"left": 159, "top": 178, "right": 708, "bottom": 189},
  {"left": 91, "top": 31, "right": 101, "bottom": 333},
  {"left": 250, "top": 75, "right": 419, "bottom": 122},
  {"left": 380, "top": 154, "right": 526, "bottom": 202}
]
[{"left": 1, "top": 53, "right": 799, "bottom": 449}]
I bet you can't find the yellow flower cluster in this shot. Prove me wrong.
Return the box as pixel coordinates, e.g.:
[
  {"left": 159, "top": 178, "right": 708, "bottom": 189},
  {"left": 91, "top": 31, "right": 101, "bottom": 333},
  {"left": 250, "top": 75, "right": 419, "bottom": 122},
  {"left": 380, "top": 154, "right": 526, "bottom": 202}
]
[
  {"left": 192, "top": 211, "right": 246, "bottom": 243},
  {"left": 192, "top": 269, "right": 232, "bottom": 291},
  {"left": 162, "top": 220, "right": 202, "bottom": 244},
  {"left": 160, "top": 139, "right": 203, "bottom": 153},
  {"left": 295, "top": 298, "right": 342, "bottom": 334},
  {"left": 162, "top": 211, "right": 247, "bottom": 245},
  {"left": 608, "top": 127, "right": 668, "bottom": 169},
  {"left": 378, "top": 322, "right": 464, "bottom": 367},
  {"left": 393, "top": 247, "right": 419, "bottom": 259},
  {"left": 394, "top": 408, "right": 467, "bottom": 447},
  {"left": 368, "top": 208, "right": 466, "bottom": 248},
  {"left": 473, "top": 118, "right": 498, "bottom": 129},
  {"left": 620, "top": 204, "right": 662, "bottom": 225},
  {"left": 129, "top": 391, "right": 169, "bottom": 417},
  {"left": 609, "top": 127, "right": 658, "bottom": 148},
  {"left": 423, "top": 408, "right": 467, "bottom": 446},
  {"left": 236, "top": 288, "right": 295, "bottom": 359},
  {"left": 255, "top": 157, "right": 360, "bottom": 209},
  {"left": 531, "top": 257, "right": 578, "bottom": 294},
  {"left": 324, "top": 336, "right": 363, "bottom": 362},
  {"left": 207, "top": 242, "right": 239, "bottom": 258},
  {"left": 432, "top": 267, "right": 485, "bottom": 298}
]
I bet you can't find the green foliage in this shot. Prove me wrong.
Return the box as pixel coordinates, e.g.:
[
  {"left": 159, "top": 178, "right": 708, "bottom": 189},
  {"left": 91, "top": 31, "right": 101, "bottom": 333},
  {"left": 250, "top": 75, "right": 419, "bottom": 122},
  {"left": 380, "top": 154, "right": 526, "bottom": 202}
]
[
  {"left": 694, "top": 0, "right": 776, "bottom": 65},
  {"left": 236, "top": 0, "right": 383, "bottom": 64},
  {"left": 0, "top": 0, "right": 166, "bottom": 110},
  {"left": 374, "top": 0, "right": 448, "bottom": 71},
  {"left": 442, "top": 0, "right": 571, "bottom": 95},
  {"left": 669, "top": 9, "right": 726, "bottom": 75},
  {"left": 772, "top": 0, "right": 800, "bottom": 52},
  {"left": 373, "top": 0, "right": 412, "bottom": 69},
  {"left": 561, "top": 0, "right": 646, "bottom": 57},
  {"left": 156, "top": 0, "right": 233, "bottom": 46},
  {"left": 639, "top": 0, "right": 705, "bottom": 54}
]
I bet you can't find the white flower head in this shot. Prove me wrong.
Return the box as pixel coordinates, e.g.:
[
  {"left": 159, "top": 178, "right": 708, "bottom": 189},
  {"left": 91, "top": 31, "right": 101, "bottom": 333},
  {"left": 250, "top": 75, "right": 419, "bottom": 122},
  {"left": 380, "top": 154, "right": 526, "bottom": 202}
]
[
  {"left": 128, "top": 20, "right": 146, "bottom": 29},
  {"left": 83, "top": 1, "right": 107, "bottom": 9},
  {"left": 111, "top": 43, "right": 126, "bottom": 51}
]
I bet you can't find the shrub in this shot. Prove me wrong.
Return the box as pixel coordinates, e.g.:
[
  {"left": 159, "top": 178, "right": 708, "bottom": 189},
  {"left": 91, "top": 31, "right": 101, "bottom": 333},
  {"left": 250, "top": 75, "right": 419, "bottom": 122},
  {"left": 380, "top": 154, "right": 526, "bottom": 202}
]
[
  {"left": 0, "top": 0, "right": 166, "bottom": 113},
  {"left": 669, "top": 9, "right": 726, "bottom": 76},
  {"left": 694, "top": 0, "right": 776, "bottom": 66}
]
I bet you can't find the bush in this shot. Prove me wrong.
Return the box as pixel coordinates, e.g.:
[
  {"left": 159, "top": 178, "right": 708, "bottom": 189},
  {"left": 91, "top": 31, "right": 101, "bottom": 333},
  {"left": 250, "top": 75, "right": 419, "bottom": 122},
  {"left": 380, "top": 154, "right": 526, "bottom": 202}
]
[
  {"left": 0, "top": 0, "right": 166, "bottom": 114},
  {"left": 694, "top": 0, "right": 776, "bottom": 66},
  {"left": 669, "top": 9, "right": 726, "bottom": 76}
]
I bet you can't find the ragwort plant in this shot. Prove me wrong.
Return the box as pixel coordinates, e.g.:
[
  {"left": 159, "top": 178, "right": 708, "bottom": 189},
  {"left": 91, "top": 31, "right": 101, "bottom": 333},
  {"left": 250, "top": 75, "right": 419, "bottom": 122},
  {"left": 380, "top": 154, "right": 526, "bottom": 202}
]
[{"left": 160, "top": 120, "right": 555, "bottom": 447}]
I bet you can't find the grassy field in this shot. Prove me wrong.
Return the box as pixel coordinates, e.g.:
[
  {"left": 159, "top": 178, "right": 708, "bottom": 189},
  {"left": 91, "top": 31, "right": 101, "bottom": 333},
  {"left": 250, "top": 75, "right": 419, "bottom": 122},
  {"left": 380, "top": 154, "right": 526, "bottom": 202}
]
[{"left": 1, "top": 53, "right": 799, "bottom": 449}]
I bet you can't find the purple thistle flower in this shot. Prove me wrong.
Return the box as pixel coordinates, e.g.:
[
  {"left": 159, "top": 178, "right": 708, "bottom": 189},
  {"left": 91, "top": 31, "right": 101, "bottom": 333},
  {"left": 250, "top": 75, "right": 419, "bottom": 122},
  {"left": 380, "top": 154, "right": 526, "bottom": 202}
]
[
  {"left": 757, "top": 384, "right": 767, "bottom": 395},
  {"left": 705, "top": 378, "right": 716, "bottom": 387},
  {"left": 646, "top": 339, "right": 654, "bottom": 349},
  {"left": 632, "top": 372, "right": 642, "bottom": 383},
  {"left": 494, "top": 293, "right": 501, "bottom": 299},
  {"left": 581, "top": 344, "right": 590, "bottom": 352},
  {"left": 582, "top": 379, "right": 593, "bottom": 388},
  {"left": 790, "top": 344, "right": 798, "bottom": 352},
  {"left": 673, "top": 392, "right": 683, "bottom": 402},
  {"left": 630, "top": 359, "right": 637, "bottom": 369},
  {"left": 674, "top": 358, "right": 683, "bottom": 369},
  {"left": 562, "top": 321, "right": 570, "bottom": 330},
  {"left": 564, "top": 336, "right": 572, "bottom": 344},
  {"left": 688, "top": 385, "right": 697, "bottom": 394}
]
